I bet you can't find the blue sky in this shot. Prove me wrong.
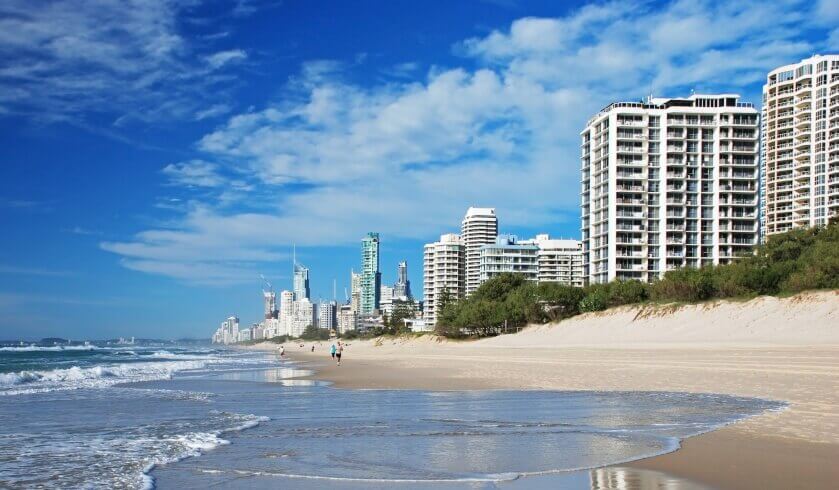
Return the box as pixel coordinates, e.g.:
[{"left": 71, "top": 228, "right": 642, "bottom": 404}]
[{"left": 1, "top": 0, "right": 837, "bottom": 340}]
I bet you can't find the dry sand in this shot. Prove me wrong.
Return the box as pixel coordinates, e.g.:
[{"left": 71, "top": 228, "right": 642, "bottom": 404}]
[{"left": 251, "top": 291, "right": 839, "bottom": 489}]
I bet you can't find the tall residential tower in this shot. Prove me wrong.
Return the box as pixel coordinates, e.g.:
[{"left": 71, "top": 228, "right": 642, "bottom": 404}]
[
  {"left": 423, "top": 233, "right": 465, "bottom": 326},
  {"left": 581, "top": 94, "right": 760, "bottom": 284},
  {"left": 360, "top": 232, "right": 381, "bottom": 314},
  {"left": 461, "top": 207, "right": 498, "bottom": 295},
  {"left": 761, "top": 55, "right": 839, "bottom": 236}
]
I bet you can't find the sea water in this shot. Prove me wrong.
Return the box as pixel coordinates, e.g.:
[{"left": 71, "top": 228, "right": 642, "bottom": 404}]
[{"left": 0, "top": 346, "right": 784, "bottom": 489}]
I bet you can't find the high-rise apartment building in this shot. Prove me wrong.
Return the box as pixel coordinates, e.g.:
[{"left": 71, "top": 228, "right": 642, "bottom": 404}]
[
  {"left": 762, "top": 55, "right": 839, "bottom": 236},
  {"left": 350, "top": 270, "right": 361, "bottom": 314},
  {"left": 581, "top": 94, "right": 760, "bottom": 284},
  {"left": 360, "top": 232, "right": 381, "bottom": 314},
  {"left": 479, "top": 235, "right": 539, "bottom": 283},
  {"left": 394, "top": 261, "right": 412, "bottom": 299},
  {"left": 318, "top": 301, "right": 337, "bottom": 329},
  {"left": 290, "top": 298, "right": 315, "bottom": 337},
  {"left": 278, "top": 290, "right": 294, "bottom": 336},
  {"left": 337, "top": 304, "right": 356, "bottom": 333},
  {"left": 461, "top": 207, "right": 498, "bottom": 295},
  {"left": 423, "top": 233, "right": 465, "bottom": 326},
  {"left": 379, "top": 284, "right": 395, "bottom": 316},
  {"left": 293, "top": 263, "right": 310, "bottom": 300}
]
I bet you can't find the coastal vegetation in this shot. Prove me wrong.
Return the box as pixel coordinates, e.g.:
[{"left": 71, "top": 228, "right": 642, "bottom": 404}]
[{"left": 436, "top": 218, "right": 839, "bottom": 338}]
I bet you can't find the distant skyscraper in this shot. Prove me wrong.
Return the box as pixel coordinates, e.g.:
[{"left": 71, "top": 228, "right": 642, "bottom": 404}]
[
  {"left": 393, "top": 261, "right": 412, "bottom": 299},
  {"left": 293, "top": 262, "right": 310, "bottom": 300},
  {"left": 461, "top": 207, "right": 498, "bottom": 295},
  {"left": 423, "top": 233, "right": 465, "bottom": 326},
  {"left": 350, "top": 270, "right": 362, "bottom": 314},
  {"left": 318, "top": 301, "right": 337, "bottom": 329},
  {"left": 360, "top": 232, "right": 381, "bottom": 314},
  {"left": 379, "top": 284, "right": 394, "bottom": 315},
  {"left": 263, "top": 290, "right": 276, "bottom": 320},
  {"left": 279, "top": 290, "right": 294, "bottom": 336}
]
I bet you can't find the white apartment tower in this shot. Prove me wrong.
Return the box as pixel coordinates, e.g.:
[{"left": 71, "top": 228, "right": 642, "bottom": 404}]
[
  {"left": 581, "top": 94, "right": 760, "bottom": 284},
  {"left": 461, "top": 207, "right": 498, "bottom": 295},
  {"left": 423, "top": 233, "right": 465, "bottom": 326},
  {"left": 762, "top": 55, "right": 839, "bottom": 236}
]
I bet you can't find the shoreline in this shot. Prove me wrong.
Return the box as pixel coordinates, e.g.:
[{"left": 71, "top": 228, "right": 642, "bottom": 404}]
[
  {"left": 243, "top": 292, "right": 839, "bottom": 489},
  {"left": 274, "top": 345, "right": 838, "bottom": 489}
]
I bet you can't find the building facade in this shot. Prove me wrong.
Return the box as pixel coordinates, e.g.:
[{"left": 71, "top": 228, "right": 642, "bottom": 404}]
[
  {"left": 528, "top": 235, "right": 585, "bottom": 287},
  {"left": 379, "top": 284, "right": 394, "bottom": 316},
  {"left": 337, "top": 304, "right": 357, "bottom": 333},
  {"left": 293, "top": 263, "right": 310, "bottom": 300},
  {"left": 581, "top": 94, "right": 760, "bottom": 284},
  {"left": 762, "top": 55, "right": 839, "bottom": 237},
  {"left": 262, "top": 290, "right": 276, "bottom": 320},
  {"left": 360, "top": 232, "right": 381, "bottom": 314},
  {"left": 394, "top": 261, "right": 412, "bottom": 299},
  {"left": 479, "top": 235, "right": 539, "bottom": 283},
  {"left": 477, "top": 235, "right": 584, "bottom": 287},
  {"left": 461, "top": 207, "right": 498, "bottom": 295},
  {"left": 318, "top": 301, "right": 337, "bottom": 329},
  {"left": 423, "top": 233, "right": 465, "bottom": 327},
  {"left": 278, "top": 290, "right": 294, "bottom": 335}
]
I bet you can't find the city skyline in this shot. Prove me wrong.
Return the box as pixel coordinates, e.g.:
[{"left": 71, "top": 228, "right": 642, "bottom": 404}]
[{"left": 2, "top": 0, "right": 838, "bottom": 339}]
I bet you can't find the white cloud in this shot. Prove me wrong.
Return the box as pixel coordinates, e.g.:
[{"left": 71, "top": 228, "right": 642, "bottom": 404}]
[{"left": 104, "top": 0, "right": 834, "bottom": 284}]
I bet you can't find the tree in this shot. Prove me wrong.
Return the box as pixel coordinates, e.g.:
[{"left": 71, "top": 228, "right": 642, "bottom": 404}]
[
  {"left": 300, "top": 325, "right": 330, "bottom": 340},
  {"left": 389, "top": 299, "right": 415, "bottom": 334}
]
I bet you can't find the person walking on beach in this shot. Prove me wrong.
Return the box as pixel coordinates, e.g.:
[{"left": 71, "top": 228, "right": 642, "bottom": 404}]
[
  {"left": 330, "top": 343, "right": 337, "bottom": 360},
  {"left": 336, "top": 342, "right": 343, "bottom": 366},
  {"left": 311, "top": 345, "right": 315, "bottom": 353},
  {"left": 279, "top": 345, "right": 285, "bottom": 357}
]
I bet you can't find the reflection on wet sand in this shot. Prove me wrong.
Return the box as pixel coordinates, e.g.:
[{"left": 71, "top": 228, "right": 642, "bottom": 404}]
[
  {"left": 591, "top": 466, "right": 711, "bottom": 489},
  {"left": 214, "top": 367, "right": 318, "bottom": 384}
]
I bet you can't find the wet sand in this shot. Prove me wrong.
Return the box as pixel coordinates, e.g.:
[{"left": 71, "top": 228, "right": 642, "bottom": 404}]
[
  {"left": 273, "top": 341, "right": 839, "bottom": 489},
  {"left": 247, "top": 292, "right": 839, "bottom": 489}
]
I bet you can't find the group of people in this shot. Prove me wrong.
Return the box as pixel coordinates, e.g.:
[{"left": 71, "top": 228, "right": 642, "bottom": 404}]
[{"left": 277, "top": 340, "right": 344, "bottom": 366}]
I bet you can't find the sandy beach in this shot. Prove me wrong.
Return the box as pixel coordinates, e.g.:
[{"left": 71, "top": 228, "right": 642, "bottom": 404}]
[{"left": 251, "top": 291, "right": 839, "bottom": 489}]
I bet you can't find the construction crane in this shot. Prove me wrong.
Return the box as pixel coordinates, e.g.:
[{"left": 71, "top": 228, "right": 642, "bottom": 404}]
[{"left": 259, "top": 274, "right": 273, "bottom": 292}]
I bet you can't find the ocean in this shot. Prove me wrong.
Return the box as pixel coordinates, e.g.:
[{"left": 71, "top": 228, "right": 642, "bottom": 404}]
[{"left": 0, "top": 345, "right": 784, "bottom": 489}]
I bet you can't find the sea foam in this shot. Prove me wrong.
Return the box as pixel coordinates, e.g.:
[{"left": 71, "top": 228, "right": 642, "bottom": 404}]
[{"left": 0, "top": 360, "right": 209, "bottom": 395}]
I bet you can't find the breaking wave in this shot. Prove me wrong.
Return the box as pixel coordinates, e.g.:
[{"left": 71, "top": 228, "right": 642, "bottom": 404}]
[{"left": 0, "top": 360, "right": 209, "bottom": 396}]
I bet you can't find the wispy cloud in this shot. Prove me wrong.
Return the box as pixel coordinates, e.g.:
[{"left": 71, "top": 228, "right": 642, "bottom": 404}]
[
  {"left": 194, "top": 103, "right": 233, "bottom": 121},
  {"left": 103, "top": 0, "right": 833, "bottom": 284},
  {"left": 205, "top": 49, "right": 248, "bottom": 69},
  {"left": 162, "top": 160, "right": 227, "bottom": 188},
  {"left": 1, "top": 198, "right": 54, "bottom": 212},
  {"left": 63, "top": 226, "right": 103, "bottom": 236},
  {"left": 0, "top": 0, "right": 250, "bottom": 125}
]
